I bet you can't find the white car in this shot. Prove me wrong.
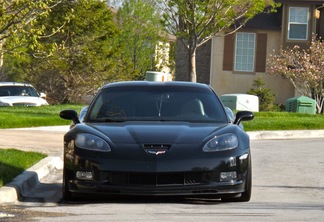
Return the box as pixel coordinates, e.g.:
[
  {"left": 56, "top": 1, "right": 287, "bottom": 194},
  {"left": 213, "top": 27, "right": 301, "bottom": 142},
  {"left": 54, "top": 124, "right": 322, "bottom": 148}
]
[{"left": 0, "top": 82, "right": 49, "bottom": 106}]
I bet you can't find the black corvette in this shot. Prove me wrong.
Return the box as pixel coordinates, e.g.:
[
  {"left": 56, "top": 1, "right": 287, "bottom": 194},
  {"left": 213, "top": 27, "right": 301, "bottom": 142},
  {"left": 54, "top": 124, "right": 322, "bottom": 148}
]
[{"left": 60, "top": 81, "right": 254, "bottom": 201}]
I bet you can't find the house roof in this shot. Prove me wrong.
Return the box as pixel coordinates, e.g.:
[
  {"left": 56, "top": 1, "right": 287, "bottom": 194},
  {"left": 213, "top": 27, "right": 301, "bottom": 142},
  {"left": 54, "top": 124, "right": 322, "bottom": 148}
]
[
  {"left": 243, "top": 7, "right": 282, "bottom": 30},
  {"left": 243, "top": 0, "right": 324, "bottom": 30}
]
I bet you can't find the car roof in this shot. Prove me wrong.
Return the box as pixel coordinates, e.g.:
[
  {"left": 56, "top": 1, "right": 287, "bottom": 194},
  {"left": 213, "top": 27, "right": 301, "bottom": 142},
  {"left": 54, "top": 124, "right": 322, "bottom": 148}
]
[
  {"left": 0, "top": 82, "right": 33, "bottom": 87},
  {"left": 101, "top": 81, "right": 212, "bottom": 90}
]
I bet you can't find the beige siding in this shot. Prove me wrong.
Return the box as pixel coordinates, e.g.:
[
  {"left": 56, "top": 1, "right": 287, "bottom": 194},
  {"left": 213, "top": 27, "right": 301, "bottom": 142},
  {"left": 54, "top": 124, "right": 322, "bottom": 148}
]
[{"left": 210, "top": 31, "right": 295, "bottom": 105}]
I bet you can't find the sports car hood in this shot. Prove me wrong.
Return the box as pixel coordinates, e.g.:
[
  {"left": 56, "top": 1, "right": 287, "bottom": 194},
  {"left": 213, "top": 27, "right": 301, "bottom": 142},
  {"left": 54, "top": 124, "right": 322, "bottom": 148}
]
[
  {"left": 0, "top": 96, "right": 48, "bottom": 106},
  {"left": 87, "top": 122, "right": 229, "bottom": 144}
]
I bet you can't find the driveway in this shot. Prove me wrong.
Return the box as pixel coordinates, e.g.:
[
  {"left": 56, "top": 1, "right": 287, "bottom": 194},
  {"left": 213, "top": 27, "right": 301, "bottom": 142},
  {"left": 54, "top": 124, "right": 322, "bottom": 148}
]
[{"left": 0, "top": 126, "right": 69, "bottom": 156}]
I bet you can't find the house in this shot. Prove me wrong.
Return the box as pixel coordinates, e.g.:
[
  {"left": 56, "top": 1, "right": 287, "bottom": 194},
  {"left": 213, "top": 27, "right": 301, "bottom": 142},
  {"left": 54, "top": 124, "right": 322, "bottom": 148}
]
[
  {"left": 175, "top": 0, "right": 324, "bottom": 105},
  {"left": 154, "top": 31, "right": 176, "bottom": 76}
]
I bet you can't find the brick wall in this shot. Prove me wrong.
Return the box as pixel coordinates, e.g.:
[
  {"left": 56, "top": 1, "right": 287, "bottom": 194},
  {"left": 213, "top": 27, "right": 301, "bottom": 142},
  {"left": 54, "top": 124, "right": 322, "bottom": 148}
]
[{"left": 175, "top": 39, "right": 211, "bottom": 84}]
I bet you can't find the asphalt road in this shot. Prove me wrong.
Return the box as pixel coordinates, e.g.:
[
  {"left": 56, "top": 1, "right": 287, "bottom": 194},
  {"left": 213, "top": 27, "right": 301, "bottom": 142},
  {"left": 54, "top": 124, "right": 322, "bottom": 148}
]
[{"left": 0, "top": 129, "right": 324, "bottom": 221}]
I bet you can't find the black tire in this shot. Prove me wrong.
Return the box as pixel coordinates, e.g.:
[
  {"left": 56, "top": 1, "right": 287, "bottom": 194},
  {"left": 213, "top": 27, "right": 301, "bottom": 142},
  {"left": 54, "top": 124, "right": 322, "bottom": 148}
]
[
  {"left": 62, "top": 169, "right": 73, "bottom": 201},
  {"left": 237, "top": 158, "right": 252, "bottom": 202},
  {"left": 221, "top": 156, "right": 252, "bottom": 202}
]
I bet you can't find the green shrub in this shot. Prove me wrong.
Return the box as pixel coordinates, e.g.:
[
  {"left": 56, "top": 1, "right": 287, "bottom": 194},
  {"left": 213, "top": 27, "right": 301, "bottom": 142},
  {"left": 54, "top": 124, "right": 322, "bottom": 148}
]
[{"left": 247, "top": 76, "right": 276, "bottom": 111}]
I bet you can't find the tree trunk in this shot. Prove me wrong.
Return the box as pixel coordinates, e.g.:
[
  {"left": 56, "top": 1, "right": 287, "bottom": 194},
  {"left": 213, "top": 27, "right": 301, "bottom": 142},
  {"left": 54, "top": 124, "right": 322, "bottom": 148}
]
[{"left": 189, "top": 49, "right": 197, "bottom": 82}]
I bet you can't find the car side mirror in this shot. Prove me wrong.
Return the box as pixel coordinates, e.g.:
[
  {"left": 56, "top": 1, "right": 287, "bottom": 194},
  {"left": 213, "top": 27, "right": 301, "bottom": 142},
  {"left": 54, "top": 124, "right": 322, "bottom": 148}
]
[
  {"left": 234, "top": 111, "right": 254, "bottom": 125},
  {"left": 39, "top": 92, "right": 47, "bottom": 99},
  {"left": 60, "top": 110, "right": 80, "bottom": 125}
]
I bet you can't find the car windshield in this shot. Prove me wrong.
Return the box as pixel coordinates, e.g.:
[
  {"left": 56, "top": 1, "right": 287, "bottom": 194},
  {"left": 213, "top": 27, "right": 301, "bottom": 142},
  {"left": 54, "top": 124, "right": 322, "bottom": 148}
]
[
  {"left": 87, "top": 85, "right": 228, "bottom": 123},
  {"left": 0, "top": 86, "right": 39, "bottom": 97}
]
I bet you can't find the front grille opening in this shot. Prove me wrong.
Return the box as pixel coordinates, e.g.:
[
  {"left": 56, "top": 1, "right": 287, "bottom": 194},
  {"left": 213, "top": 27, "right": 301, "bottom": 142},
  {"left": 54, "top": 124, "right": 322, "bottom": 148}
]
[
  {"left": 130, "top": 173, "right": 156, "bottom": 185},
  {"left": 100, "top": 172, "right": 211, "bottom": 186},
  {"left": 157, "top": 173, "right": 184, "bottom": 185},
  {"left": 143, "top": 144, "right": 171, "bottom": 149}
]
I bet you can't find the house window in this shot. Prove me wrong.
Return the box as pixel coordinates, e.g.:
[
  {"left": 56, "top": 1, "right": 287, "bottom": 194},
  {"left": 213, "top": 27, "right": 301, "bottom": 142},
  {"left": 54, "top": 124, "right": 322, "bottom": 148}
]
[
  {"left": 234, "top": 33, "right": 256, "bottom": 72},
  {"left": 288, "top": 7, "right": 309, "bottom": 40}
]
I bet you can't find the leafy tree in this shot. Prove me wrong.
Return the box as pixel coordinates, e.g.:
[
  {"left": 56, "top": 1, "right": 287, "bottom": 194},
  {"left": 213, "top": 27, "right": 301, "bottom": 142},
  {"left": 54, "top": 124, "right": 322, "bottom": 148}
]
[
  {"left": 4, "top": 0, "right": 127, "bottom": 104},
  {"left": 247, "top": 76, "right": 277, "bottom": 111},
  {"left": 159, "top": 0, "right": 278, "bottom": 82},
  {"left": 116, "top": 0, "right": 166, "bottom": 79},
  {"left": 0, "top": 0, "right": 70, "bottom": 65},
  {"left": 267, "top": 36, "right": 324, "bottom": 113}
]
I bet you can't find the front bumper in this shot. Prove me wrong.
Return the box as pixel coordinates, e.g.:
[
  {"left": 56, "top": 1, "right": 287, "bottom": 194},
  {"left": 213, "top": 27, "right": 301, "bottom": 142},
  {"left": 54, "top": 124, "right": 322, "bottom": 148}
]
[
  {"left": 69, "top": 181, "right": 245, "bottom": 197},
  {"left": 64, "top": 150, "right": 250, "bottom": 197}
]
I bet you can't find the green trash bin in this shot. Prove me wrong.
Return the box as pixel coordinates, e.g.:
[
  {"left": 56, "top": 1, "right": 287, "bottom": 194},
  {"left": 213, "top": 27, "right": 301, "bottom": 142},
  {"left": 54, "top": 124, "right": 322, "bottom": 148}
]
[{"left": 285, "top": 96, "right": 316, "bottom": 114}]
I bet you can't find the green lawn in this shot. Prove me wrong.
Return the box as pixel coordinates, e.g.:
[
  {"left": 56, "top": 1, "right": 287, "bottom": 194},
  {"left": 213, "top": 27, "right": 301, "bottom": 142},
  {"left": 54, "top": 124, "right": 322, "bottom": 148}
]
[
  {"left": 0, "top": 104, "right": 83, "bottom": 128},
  {"left": 0, "top": 105, "right": 323, "bottom": 130},
  {"left": 0, "top": 149, "right": 47, "bottom": 187},
  {"left": 243, "top": 112, "right": 324, "bottom": 131}
]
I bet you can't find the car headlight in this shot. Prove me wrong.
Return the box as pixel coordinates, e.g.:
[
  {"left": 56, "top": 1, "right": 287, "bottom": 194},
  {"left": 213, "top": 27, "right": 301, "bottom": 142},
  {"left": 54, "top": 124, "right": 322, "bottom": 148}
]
[
  {"left": 75, "top": 133, "right": 111, "bottom": 152},
  {"left": 203, "top": 133, "right": 238, "bottom": 152}
]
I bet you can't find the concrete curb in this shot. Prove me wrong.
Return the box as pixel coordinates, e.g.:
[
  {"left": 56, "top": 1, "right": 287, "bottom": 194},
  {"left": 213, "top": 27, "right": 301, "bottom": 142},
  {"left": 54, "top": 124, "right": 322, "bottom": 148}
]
[
  {"left": 0, "top": 156, "right": 63, "bottom": 204},
  {"left": 247, "top": 130, "right": 324, "bottom": 140},
  {"left": 6, "top": 125, "right": 70, "bottom": 132}
]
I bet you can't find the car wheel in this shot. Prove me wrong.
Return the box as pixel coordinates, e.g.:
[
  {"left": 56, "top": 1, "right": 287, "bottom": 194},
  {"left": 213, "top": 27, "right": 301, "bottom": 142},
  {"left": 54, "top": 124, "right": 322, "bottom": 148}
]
[
  {"left": 237, "top": 158, "right": 252, "bottom": 202},
  {"left": 62, "top": 169, "right": 73, "bottom": 201},
  {"left": 221, "top": 156, "right": 252, "bottom": 202}
]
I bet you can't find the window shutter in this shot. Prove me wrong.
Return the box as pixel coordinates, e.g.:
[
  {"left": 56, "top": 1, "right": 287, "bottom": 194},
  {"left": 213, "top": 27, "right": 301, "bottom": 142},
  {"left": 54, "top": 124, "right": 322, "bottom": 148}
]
[
  {"left": 255, "top": 33, "right": 267, "bottom": 72},
  {"left": 223, "top": 33, "right": 235, "bottom": 71}
]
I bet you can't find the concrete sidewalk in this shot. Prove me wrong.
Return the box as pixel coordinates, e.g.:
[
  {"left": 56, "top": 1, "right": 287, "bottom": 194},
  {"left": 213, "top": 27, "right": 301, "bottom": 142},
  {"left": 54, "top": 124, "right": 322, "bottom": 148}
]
[{"left": 1, "top": 126, "right": 324, "bottom": 204}]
